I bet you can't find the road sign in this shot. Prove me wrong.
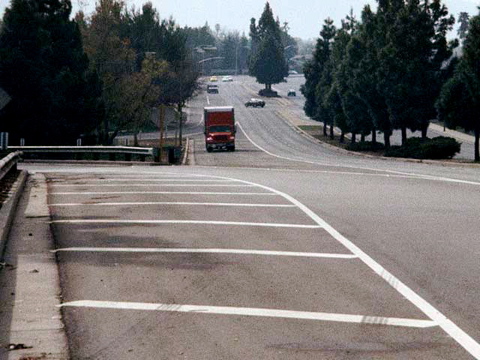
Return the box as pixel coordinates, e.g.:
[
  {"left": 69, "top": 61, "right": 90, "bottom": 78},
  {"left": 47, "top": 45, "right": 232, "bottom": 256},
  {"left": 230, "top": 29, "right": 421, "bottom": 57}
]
[{"left": 0, "top": 87, "right": 11, "bottom": 110}]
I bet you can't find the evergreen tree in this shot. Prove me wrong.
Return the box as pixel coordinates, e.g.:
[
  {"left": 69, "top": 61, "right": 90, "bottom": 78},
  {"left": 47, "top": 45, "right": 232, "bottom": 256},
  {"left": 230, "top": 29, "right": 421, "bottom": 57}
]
[
  {"left": 377, "top": 0, "right": 455, "bottom": 144},
  {"left": 0, "top": 0, "right": 102, "bottom": 145},
  {"left": 437, "top": 13, "right": 480, "bottom": 161},
  {"left": 301, "top": 18, "right": 335, "bottom": 137},
  {"left": 249, "top": 2, "right": 288, "bottom": 92},
  {"left": 314, "top": 18, "right": 336, "bottom": 136},
  {"left": 349, "top": 5, "right": 392, "bottom": 147},
  {"left": 458, "top": 12, "right": 470, "bottom": 43}
]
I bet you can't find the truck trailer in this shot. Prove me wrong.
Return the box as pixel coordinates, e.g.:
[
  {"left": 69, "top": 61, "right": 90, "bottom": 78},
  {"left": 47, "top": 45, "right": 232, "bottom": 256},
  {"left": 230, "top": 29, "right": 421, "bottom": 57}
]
[{"left": 203, "top": 106, "right": 236, "bottom": 152}]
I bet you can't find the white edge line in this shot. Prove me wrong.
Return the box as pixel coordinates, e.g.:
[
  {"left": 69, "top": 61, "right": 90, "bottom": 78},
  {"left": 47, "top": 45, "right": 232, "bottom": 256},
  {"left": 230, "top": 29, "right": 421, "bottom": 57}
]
[
  {"left": 49, "top": 184, "right": 256, "bottom": 188},
  {"left": 51, "top": 179, "right": 236, "bottom": 183},
  {"left": 49, "top": 191, "right": 277, "bottom": 196},
  {"left": 52, "top": 247, "right": 357, "bottom": 259},
  {"left": 236, "top": 122, "right": 480, "bottom": 186},
  {"left": 220, "top": 174, "right": 480, "bottom": 358},
  {"left": 51, "top": 220, "right": 321, "bottom": 229},
  {"left": 48, "top": 202, "right": 296, "bottom": 208},
  {"left": 58, "top": 300, "right": 437, "bottom": 329}
]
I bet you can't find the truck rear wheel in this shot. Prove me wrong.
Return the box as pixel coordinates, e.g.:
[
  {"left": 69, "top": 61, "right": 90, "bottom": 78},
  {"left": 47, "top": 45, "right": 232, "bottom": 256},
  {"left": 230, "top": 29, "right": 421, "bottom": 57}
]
[
  {"left": 206, "top": 146, "right": 213, "bottom": 153},
  {"left": 228, "top": 145, "right": 235, "bottom": 152}
]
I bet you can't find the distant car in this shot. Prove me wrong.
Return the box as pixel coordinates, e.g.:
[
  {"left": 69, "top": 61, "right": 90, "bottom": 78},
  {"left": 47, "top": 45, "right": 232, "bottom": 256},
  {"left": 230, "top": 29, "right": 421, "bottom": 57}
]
[
  {"left": 287, "top": 89, "right": 296, "bottom": 97},
  {"left": 207, "top": 84, "right": 219, "bottom": 94},
  {"left": 245, "top": 98, "right": 265, "bottom": 108},
  {"left": 222, "top": 76, "right": 233, "bottom": 82},
  {"left": 288, "top": 70, "right": 299, "bottom": 75},
  {"left": 209, "top": 76, "right": 218, "bottom": 82}
]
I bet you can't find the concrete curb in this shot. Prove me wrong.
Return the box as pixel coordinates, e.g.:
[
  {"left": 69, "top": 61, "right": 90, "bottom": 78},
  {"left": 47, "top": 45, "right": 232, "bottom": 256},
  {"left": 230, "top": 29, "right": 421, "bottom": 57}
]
[
  {"left": 181, "top": 137, "right": 190, "bottom": 165},
  {"left": 0, "top": 170, "right": 28, "bottom": 259}
]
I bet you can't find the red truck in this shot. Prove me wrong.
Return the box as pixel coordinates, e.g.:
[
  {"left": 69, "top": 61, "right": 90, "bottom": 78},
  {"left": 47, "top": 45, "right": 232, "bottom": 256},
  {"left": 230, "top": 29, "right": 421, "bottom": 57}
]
[{"left": 204, "top": 106, "right": 236, "bottom": 152}]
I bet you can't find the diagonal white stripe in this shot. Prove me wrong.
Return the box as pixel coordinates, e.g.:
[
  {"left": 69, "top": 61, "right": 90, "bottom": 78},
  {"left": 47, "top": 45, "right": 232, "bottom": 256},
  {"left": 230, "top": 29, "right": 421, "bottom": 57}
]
[
  {"left": 51, "top": 219, "right": 322, "bottom": 229},
  {"left": 59, "top": 300, "right": 437, "bottom": 329},
  {"left": 50, "top": 191, "right": 277, "bottom": 196},
  {"left": 53, "top": 247, "right": 357, "bottom": 259},
  {"left": 51, "top": 184, "right": 255, "bottom": 188},
  {"left": 49, "top": 202, "right": 295, "bottom": 208}
]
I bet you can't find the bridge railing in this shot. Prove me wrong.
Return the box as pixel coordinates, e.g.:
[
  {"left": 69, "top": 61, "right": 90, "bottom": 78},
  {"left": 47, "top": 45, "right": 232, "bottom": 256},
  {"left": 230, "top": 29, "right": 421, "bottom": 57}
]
[
  {"left": 7, "top": 146, "right": 155, "bottom": 162},
  {"left": 0, "top": 151, "right": 22, "bottom": 182}
]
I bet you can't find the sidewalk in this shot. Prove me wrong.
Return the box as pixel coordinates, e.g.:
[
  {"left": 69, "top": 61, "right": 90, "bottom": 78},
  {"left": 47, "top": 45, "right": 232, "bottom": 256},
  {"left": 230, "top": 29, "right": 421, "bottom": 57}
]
[{"left": 0, "top": 173, "right": 69, "bottom": 360}]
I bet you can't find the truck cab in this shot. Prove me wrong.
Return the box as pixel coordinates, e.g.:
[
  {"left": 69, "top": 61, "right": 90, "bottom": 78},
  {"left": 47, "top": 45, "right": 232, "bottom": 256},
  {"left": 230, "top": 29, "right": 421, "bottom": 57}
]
[{"left": 204, "top": 106, "right": 236, "bottom": 152}]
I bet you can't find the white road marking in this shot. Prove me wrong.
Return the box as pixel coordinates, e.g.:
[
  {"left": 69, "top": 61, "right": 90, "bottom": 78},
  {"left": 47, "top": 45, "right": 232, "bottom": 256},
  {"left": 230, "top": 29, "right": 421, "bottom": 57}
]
[
  {"left": 236, "top": 122, "right": 480, "bottom": 186},
  {"left": 50, "top": 191, "right": 277, "bottom": 196},
  {"left": 50, "top": 184, "right": 255, "bottom": 188},
  {"left": 53, "top": 247, "right": 357, "bottom": 259},
  {"left": 52, "top": 179, "right": 236, "bottom": 183},
  {"left": 59, "top": 300, "right": 437, "bottom": 328},
  {"left": 51, "top": 219, "right": 321, "bottom": 228},
  {"left": 215, "top": 174, "right": 480, "bottom": 358},
  {"left": 49, "top": 201, "right": 295, "bottom": 208}
]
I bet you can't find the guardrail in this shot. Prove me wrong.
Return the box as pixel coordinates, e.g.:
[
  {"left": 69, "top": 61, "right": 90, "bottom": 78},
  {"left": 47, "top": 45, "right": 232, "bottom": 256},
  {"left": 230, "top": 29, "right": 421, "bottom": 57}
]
[
  {"left": 7, "top": 146, "right": 154, "bottom": 162},
  {"left": 0, "top": 151, "right": 22, "bottom": 182}
]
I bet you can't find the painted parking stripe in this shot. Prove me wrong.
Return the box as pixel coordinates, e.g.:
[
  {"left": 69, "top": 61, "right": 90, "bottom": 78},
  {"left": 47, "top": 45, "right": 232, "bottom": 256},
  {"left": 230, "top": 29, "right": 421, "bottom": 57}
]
[
  {"left": 52, "top": 179, "right": 236, "bottom": 184},
  {"left": 50, "top": 184, "right": 256, "bottom": 188},
  {"left": 49, "top": 202, "right": 295, "bottom": 208},
  {"left": 51, "top": 219, "right": 322, "bottom": 229},
  {"left": 53, "top": 247, "right": 357, "bottom": 259},
  {"left": 59, "top": 300, "right": 437, "bottom": 329},
  {"left": 50, "top": 191, "right": 277, "bottom": 196}
]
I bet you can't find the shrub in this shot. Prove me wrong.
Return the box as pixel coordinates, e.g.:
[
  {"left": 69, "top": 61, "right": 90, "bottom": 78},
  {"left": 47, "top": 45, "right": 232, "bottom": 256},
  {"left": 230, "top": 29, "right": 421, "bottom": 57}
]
[
  {"left": 384, "top": 136, "right": 461, "bottom": 159},
  {"left": 346, "top": 141, "right": 385, "bottom": 152}
]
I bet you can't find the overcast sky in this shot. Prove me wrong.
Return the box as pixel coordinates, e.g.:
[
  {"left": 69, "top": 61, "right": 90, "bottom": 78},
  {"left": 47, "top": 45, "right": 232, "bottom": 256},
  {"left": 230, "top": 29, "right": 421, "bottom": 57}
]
[{"left": 0, "top": 0, "right": 479, "bottom": 39}]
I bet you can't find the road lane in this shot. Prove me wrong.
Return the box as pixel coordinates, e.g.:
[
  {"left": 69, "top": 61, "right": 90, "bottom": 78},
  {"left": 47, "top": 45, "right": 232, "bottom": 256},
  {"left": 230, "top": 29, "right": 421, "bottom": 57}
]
[
  {"left": 40, "top": 169, "right": 480, "bottom": 359},
  {"left": 11, "top": 75, "right": 480, "bottom": 359}
]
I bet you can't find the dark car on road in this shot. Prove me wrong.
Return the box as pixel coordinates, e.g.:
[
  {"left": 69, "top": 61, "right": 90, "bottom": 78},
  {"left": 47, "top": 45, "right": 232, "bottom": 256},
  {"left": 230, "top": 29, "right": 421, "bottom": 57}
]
[
  {"left": 245, "top": 98, "right": 265, "bottom": 108},
  {"left": 207, "top": 84, "right": 219, "bottom": 94},
  {"left": 287, "top": 89, "right": 296, "bottom": 97}
]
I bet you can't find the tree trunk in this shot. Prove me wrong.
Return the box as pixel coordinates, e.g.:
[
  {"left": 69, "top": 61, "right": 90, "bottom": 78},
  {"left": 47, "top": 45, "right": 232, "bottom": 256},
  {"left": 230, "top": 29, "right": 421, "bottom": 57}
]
[
  {"left": 133, "top": 132, "right": 138, "bottom": 147},
  {"left": 360, "top": 134, "right": 365, "bottom": 142},
  {"left": 475, "top": 128, "right": 479, "bottom": 162},
  {"left": 178, "top": 104, "right": 183, "bottom": 148},
  {"left": 323, "top": 121, "right": 327, "bottom": 136},
  {"left": 330, "top": 124, "right": 334, "bottom": 139},
  {"left": 351, "top": 132, "right": 357, "bottom": 144},
  {"left": 384, "top": 132, "right": 391, "bottom": 148},
  {"left": 340, "top": 131, "right": 345, "bottom": 143},
  {"left": 372, "top": 129, "right": 377, "bottom": 145},
  {"left": 401, "top": 126, "right": 407, "bottom": 146},
  {"left": 421, "top": 125, "right": 428, "bottom": 141}
]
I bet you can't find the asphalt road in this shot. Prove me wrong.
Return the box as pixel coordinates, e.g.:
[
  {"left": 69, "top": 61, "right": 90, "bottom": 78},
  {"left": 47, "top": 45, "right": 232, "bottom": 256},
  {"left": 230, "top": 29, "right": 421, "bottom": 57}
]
[{"left": 15, "top": 75, "right": 480, "bottom": 359}]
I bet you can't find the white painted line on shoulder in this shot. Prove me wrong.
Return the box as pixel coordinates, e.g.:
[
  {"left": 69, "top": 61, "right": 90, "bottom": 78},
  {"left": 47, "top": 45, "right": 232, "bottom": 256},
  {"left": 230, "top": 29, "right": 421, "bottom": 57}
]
[
  {"left": 51, "top": 219, "right": 322, "bottom": 229},
  {"left": 59, "top": 300, "right": 437, "bottom": 329},
  {"left": 53, "top": 247, "right": 357, "bottom": 259},
  {"left": 52, "top": 179, "right": 235, "bottom": 184},
  {"left": 237, "top": 122, "right": 480, "bottom": 187},
  {"left": 50, "top": 184, "right": 255, "bottom": 188},
  {"left": 220, "top": 175, "right": 480, "bottom": 358},
  {"left": 50, "top": 191, "right": 277, "bottom": 196},
  {"left": 49, "top": 202, "right": 295, "bottom": 208}
]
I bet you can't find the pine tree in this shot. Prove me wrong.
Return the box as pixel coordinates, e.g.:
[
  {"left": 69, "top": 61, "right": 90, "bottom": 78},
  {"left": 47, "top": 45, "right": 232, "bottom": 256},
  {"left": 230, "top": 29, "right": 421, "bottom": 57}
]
[
  {"left": 437, "top": 13, "right": 480, "bottom": 161},
  {"left": 249, "top": 2, "right": 288, "bottom": 93},
  {"left": 0, "top": 0, "right": 102, "bottom": 145}
]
